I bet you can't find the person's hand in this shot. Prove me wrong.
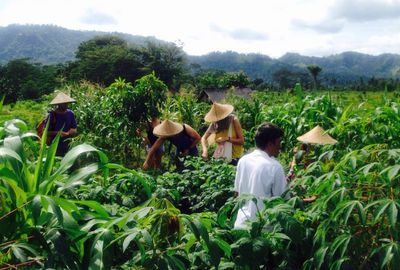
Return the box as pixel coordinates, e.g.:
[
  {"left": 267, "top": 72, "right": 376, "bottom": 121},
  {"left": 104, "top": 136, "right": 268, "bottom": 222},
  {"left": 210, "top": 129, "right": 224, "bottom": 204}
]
[
  {"left": 136, "top": 128, "right": 142, "bottom": 137},
  {"left": 181, "top": 149, "right": 189, "bottom": 156},
  {"left": 216, "top": 136, "right": 228, "bottom": 143},
  {"left": 202, "top": 150, "right": 208, "bottom": 160},
  {"left": 61, "top": 131, "right": 69, "bottom": 137},
  {"left": 143, "top": 161, "right": 149, "bottom": 170}
]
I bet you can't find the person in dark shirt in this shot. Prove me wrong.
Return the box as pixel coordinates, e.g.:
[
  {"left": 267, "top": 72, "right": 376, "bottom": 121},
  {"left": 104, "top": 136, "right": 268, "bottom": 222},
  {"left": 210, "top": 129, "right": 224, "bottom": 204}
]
[
  {"left": 143, "top": 119, "right": 201, "bottom": 170},
  {"left": 46, "top": 92, "right": 77, "bottom": 156},
  {"left": 142, "top": 117, "right": 164, "bottom": 170}
]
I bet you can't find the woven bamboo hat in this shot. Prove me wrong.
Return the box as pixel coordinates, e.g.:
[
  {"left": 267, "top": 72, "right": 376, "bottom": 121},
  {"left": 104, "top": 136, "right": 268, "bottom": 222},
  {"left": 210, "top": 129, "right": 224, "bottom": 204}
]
[
  {"left": 297, "top": 125, "right": 337, "bottom": 145},
  {"left": 50, "top": 92, "right": 76, "bottom": 105},
  {"left": 204, "top": 103, "right": 234, "bottom": 122},
  {"left": 153, "top": 120, "right": 184, "bottom": 137}
]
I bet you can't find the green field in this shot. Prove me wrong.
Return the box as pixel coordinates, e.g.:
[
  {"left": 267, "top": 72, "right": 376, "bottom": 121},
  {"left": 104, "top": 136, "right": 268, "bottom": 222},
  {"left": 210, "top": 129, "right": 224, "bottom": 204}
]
[{"left": 1, "top": 85, "right": 399, "bottom": 269}]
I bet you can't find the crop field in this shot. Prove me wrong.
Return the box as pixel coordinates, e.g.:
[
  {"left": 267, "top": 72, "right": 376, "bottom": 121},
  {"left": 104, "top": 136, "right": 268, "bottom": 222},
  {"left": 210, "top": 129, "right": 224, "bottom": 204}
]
[{"left": 0, "top": 80, "right": 399, "bottom": 269}]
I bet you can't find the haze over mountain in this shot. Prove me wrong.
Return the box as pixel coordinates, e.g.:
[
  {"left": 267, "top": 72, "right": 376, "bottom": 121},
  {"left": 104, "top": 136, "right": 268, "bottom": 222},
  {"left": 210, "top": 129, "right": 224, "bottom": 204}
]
[{"left": 1, "top": 24, "right": 400, "bottom": 82}]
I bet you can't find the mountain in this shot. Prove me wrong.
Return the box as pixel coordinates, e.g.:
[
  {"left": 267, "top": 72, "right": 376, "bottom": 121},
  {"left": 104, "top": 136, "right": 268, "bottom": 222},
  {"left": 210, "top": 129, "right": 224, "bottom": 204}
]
[
  {"left": 190, "top": 51, "right": 400, "bottom": 83},
  {"left": 279, "top": 52, "right": 400, "bottom": 79},
  {"left": 0, "top": 24, "right": 164, "bottom": 64},
  {"left": 1, "top": 24, "right": 400, "bottom": 82}
]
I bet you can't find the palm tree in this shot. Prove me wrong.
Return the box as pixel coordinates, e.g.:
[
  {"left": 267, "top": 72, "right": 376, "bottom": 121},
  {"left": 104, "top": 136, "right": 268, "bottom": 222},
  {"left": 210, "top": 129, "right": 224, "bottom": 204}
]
[{"left": 307, "top": 64, "right": 322, "bottom": 90}]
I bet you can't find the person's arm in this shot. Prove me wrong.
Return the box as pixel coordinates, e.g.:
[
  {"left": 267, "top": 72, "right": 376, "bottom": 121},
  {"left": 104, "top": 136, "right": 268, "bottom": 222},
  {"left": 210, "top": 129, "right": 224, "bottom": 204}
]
[
  {"left": 143, "top": 137, "right": 165, "bottom": 170},
  {"left": 201, "top": 131, "right": 212, "bottom": 159},
  {"left": 215, "top": 117, "right": 244, "bottom": 145},
  {"left": 182, "top": 124, "right": 201, "bottom": 154},
  {"left": 46, "top": 112, "right": 58, "bottom": 136},
  {"left": 233, "top": 160, "right": 242, "bottom": 197},
  {"left": 272, "top": 165, "right": 287, "bottom": 197},
  {"left": 231, "top": 118, "right": 244, "bottom": 145},
  {"left": 65, "top": 111, "right": 77, "bottom": 137},
  {"left": 181, "top": 124, "right": 201, "bottom": 156}
]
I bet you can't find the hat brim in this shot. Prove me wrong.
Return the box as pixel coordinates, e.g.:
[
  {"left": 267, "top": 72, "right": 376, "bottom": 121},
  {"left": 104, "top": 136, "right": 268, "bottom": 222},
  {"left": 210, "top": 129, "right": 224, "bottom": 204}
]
[
  {"left": 204, "top": 104, "right": 234, "bottom": 122},
  {"left": 297, "top": 126, "right": 337, "bottom": 145},
  {"left": 50, "top": 99, "right": 76, "bottom": 105},
  {"left": 50, "top": 92, "right": 76, "bottom": 105},
  {"left": 153, "top": 121, "right": 184, "bottom": 137}
]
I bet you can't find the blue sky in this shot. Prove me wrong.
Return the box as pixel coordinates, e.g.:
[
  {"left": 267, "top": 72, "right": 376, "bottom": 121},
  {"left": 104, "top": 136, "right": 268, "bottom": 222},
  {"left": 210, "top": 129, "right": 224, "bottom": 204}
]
[{"left": 0, "top": 0, "right": 399, "bottom": 58}]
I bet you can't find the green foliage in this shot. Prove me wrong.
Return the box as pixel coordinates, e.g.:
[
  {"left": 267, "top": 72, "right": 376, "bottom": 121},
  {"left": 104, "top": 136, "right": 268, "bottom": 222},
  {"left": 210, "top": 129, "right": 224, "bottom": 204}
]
[
  {"left": 0, "top": 59, "right": 60, "bottom": 102},
  {"left": 193, "top": 70, "right": 250, "bottom": 91},
  {"left": 73, "top": 75, "right": 168, "bottom": 164},
  {"left": 0, "top": 117, "right": 113, "bottom": 269},
  {"left": 142, "top": 41, "right": 189, "bottom": 89},
  {"left": 71, "top": 35, "right": 146, "bottom": 86},
  {"left": 161, "top": 89, "right": 209, "bottom": 132},
  {"left": 155, "top": 157, "right": 236, "bottom": 214},
  {"left": 2, "top": 89, "right": 400, "bottom": 269}
]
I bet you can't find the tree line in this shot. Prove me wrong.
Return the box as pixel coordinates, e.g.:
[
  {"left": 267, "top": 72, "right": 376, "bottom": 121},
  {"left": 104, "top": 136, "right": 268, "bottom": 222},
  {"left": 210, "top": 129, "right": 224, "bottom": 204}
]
[{"left": 1, "top": 35, "right": 399, "bottom": 103}]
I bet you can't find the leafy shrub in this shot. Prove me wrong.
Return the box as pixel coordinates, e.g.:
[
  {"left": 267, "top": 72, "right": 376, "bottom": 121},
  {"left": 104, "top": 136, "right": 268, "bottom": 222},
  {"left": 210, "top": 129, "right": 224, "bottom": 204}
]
[{"left": 154, "top": 157, "right": 236, "bottom": 213}]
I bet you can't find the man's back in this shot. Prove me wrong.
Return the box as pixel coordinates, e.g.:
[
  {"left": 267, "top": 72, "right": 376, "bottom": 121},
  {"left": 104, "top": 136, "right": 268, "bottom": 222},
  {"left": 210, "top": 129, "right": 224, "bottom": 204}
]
[{"left": 234, "top": 149, "right": 287, "bottom": 228}]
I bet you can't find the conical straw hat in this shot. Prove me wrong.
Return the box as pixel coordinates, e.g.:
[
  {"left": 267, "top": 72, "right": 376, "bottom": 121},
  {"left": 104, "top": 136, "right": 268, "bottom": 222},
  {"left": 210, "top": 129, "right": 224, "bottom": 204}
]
[
  {"left": 153, "top": 120, "right": 184, "bottom": 137},
  {"left": 50, "top": 92, "right": 76, "bottom": 105},
  {"left": 297, "top": 125, "right": 337, "bottom": 145},
  {"left": 204, "top": 103, "right": 234, "bottom": 122}
]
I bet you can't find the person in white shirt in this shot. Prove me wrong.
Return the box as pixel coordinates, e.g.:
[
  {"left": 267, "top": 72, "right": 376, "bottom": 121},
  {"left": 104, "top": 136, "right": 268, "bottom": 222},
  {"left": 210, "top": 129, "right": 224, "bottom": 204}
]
[{"left": 234, "top": 123, "right": 287, "bottom": 229}]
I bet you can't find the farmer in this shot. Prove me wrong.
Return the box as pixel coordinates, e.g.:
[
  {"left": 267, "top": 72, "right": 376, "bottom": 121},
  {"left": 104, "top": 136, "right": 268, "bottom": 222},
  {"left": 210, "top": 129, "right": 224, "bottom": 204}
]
[
  {"left": 139, "top": 116, "right": 164, "bottom": 170},
  {"left": 143, "top": 119, "right": 201, "bottom": 170},
  {"left": 287, "top": 125, "right": 337, "bottom": 181},
  {"left": 201, "top": 103, "right": 244, "bottom": 165},
  {"left": 46, "top": 92, "right": 77, "bottom": 156},
  {"left": 234, "top": 123, "right": 287, "bottom": 229}
]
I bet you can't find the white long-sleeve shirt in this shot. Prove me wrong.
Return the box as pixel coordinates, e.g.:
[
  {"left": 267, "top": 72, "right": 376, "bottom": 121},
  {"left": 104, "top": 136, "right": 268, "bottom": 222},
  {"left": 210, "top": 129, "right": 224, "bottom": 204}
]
[{"left": 234, "top": 149, "right": 287, "bottom": 229}]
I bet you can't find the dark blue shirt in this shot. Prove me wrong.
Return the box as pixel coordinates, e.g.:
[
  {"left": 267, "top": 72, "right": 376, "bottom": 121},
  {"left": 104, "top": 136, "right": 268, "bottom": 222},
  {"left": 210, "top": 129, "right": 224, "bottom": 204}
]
[
  {"left": 46, "top": 109, "right": 77, "bottom": 156},
  {"left": 168, "top": 125, "right": 198, "bottom": 156}
]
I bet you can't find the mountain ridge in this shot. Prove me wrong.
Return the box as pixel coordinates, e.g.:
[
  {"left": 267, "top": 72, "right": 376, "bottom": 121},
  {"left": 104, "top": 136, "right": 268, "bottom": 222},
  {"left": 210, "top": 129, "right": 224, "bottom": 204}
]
[{"left": 1, "top": 24, "right": 400, "bottom": 81}]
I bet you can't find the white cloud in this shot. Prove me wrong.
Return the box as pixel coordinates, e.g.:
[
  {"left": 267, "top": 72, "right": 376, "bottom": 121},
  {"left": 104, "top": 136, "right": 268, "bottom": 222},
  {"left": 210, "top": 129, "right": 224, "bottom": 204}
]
[
  {"left": 79, "top": 9, "right": 117, "bottom": 26},
  {"left": 0, "top": 0, "right": 399, "bottom": 57},
  {"left": 331, "top": 0, "right": 400, "bottom": 22}
]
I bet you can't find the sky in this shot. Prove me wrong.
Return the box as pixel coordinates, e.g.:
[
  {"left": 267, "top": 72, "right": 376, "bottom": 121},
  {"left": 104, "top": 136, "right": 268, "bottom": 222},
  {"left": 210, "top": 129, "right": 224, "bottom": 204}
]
[{"left": 0, "top": 0, "right": 399, "bottom": 58}]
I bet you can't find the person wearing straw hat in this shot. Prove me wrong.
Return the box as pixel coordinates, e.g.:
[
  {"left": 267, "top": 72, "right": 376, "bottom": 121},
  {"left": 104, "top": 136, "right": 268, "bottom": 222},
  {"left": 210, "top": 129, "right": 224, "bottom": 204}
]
[
  {"left": 143, "top": 119, "right": 201, "bottom": 170},
  {"left": 201, "top": 103, "right": 244, "bottom": 165},
  {"left": 234, "top": 123, "right": 287, "bottom": 229},
  {"left": 46, "top": 92, "right": 77, "bottom": 156},
  {"left": 137, "top": 115, "right": 164, "bottom": 170},
  {"left": 287, "top": 125, "right": 337, "bottom": 181}
]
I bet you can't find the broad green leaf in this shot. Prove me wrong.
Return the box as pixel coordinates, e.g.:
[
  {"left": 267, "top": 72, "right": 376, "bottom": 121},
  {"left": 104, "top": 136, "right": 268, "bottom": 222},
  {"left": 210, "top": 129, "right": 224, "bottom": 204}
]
[
  {"left": 45, "top": 196, "right": 63, "bottom": 225},
  {"left": 314, "top": 246, "right": 329, "bottom": 269},
  {"left": 165, "top": 254, "right": 186, "bottom": 270},
  {"left": 381, "top": 243, "right": 394, "bottom": 269},
  {"left": 330, "top": 234, "right": 351, "bottom": 259},
  {"left": 213, "top": 238, "right": 232, "bottom": 257},
  {"left": 373, "top": 200, "right": 391, "bottom": 224},
  {"left": 193, "top": 218, "right": 210, "bottom": 245},
  {"left": 74, "top": 200, "right": 109, "bottom": 218},
  {"left": 388, "top": 165, "right": 400, "bottom": 181},
  {"left": 387, "top": 201, "right": 398, "bottom": 228},
  {"left": 56, "top": 163, "right": 99, "bottom": 193},
  {"left": 122, "top": 231, "right": 139, "bottom": 252},
  {"left": 32, "top": 195, "right": 42, "bottom": 224}
]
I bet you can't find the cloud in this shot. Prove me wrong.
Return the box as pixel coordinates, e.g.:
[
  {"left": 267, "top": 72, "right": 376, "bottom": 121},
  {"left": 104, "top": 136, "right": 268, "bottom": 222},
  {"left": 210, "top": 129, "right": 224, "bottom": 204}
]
[
  {"left": 331, "top": 0, "right": 400, "bottom": 22},
  {"left": 291, "top": 18, "right": 345, "bottom": 33},
  {"left": 80, "top": 9, "right": 117, "bottom": 25},
  {"left": 230, "top": 29, "right": 269, "bottom": 40},
  {"left": 209, "top": 23, "right": 268, "bottom": 41}
]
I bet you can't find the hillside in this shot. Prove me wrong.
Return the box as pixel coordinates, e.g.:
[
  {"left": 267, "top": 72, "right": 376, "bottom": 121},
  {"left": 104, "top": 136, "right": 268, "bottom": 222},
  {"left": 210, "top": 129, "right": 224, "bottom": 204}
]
[
  {"left": 1, "top": 24, "right": 400, "bottom": 82},
  {"left": 0, "top": 24, "right": 164, "bottom": 64}
]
